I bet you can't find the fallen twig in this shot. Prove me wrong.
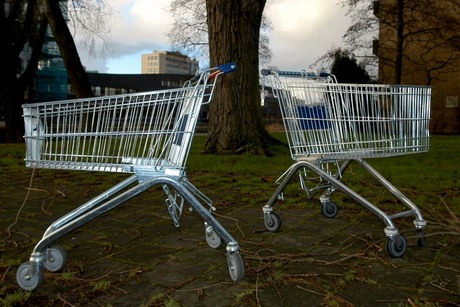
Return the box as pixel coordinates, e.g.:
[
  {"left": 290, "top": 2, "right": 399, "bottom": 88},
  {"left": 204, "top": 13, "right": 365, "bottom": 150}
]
[
  {"left": 41, "top": 199, "right": 53, "bottom": 216},
  {"left": 439, "top": 195, "right": 459, "bottom": 224},
  {"left": 322, "top": 253, "right": 365, "bottom": 266},
  {"left": 175, "top": 281, "right": 232, "bottom": 292},
  {"left": 57, "top": 293, "right": 75, "bottom": 307},
  {"left": 0, "top": 265, "right": 10, "bottom": 284},
  {"left": 5, "top": 168, "right": 36, "bottom": 238},
  {"left": 429, "top": 281, "right": 460, "bottom": 296}
]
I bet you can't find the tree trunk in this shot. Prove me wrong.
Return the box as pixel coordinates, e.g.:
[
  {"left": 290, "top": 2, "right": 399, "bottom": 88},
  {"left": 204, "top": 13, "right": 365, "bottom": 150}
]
[
  {"left": 0, "top": 59, "right": 23, "bottom": 142},
  {"left": 395, "top": 0, "right": 404, "bottom": 84},
  {"left": 205, "top": 0, "right": 274, "bottom": 154},
  {"left": 43, "top": 0, "right": 93, "bottom": 98}
]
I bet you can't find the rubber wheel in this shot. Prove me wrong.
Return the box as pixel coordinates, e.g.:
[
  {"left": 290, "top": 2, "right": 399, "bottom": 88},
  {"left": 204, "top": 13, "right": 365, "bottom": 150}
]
[
  {"left": 16, "top": 262, "right": 44, "bottom": 291},
  {"left": 227, "top": 252, "right": 244, "bottom": 282},
  {"left": 321, "top": 201, "right": 338, "bottom": 218},
  {"left": 386, "top": 235, "right": 407, "bottom": 258},
  {"left": 264, "top": 212, "right": 281, "bottom": 232},
  {"left": 45, "top": 245, "right": 67, "bottom": 272},
  {"left": 205, "top": 228, "right": 223, "bottom": 249}
]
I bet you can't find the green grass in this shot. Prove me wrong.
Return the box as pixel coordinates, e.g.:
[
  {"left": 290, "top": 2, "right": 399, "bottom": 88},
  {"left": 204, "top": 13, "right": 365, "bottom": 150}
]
[
  {"left": 186, "top": 134, "right": 460, "bottom": 214},
  {"left": 2, "top": 134, "right": 458, "bottom": 214}
]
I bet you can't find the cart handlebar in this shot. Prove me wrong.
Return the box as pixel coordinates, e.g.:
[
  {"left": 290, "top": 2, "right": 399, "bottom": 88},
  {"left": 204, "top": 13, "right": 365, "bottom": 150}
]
[
  {"left": 208, "top": 62, "right": 237, "bottom": 80},
  {"left": 216, "top": 62, "right": 237, "bottom": 74},
  {"left": 261, "top": 69, "right": 332, "bottom": 79}
]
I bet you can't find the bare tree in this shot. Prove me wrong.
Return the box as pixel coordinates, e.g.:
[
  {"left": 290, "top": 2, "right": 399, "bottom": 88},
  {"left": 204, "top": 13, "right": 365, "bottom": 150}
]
[
  {"left": 43, "top": 0, "right": 92, "bottom": 98},
  {"left": 1, "top": 0, "right": 48, "bottom": 142},
  {"left": 340, "top": 0, "right": 460, "bottom": 85},
  {"left": 168, "top": 0, "right": 272, "bottom": 67},
  {"left": 381, "top": 0, "right": 460, "bottom": 85},
  {"left": 0, "top": 0, "right": 112, "bottom": 142}
]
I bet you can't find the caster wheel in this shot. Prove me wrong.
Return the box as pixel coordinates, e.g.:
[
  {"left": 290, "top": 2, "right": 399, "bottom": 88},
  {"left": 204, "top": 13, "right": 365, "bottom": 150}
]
[
  {"left": 386, "top": 235, "right": 407, "bottom": 258},
  {"left": 264, "top": 212, "right": 281, "bottom": 232},
  {"left": 16, "top": 262, "right": 44, "bottom": 291},
  {"left": 45, "top": 245, "right": 67, "bottom": 272},
  {"left": 205, "top": 227, "right": 223, "bottom": 249},
  {"left": 416, "top": 229, "right": 426, "bottom": 247},
  {"left": 321, "top": 201, "right": 338, "bottom": 218},
  {"left": 227, "top": 252, "right": 244, "bottom": 282}
]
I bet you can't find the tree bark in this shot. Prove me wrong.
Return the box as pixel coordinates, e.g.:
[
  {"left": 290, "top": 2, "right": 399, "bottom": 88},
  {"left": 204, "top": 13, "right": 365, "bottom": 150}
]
[
  {"left": 395, "top": 0, "right": 404, "bottom": 84},
  {"left": 43, "top": 0, "right": 93, "bottom": 98},
  {"left": 205, "top": 0, "right": 274, "bottom": 154}
]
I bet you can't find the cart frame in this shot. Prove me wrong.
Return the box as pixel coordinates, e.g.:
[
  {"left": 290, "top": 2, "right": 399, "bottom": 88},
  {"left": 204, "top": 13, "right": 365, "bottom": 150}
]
[
  {"left": 261, "top": 69, "right": 431, "bottom": 257},
  {"left": 16, "top": 63, "right": 244, "bottom": 291}
]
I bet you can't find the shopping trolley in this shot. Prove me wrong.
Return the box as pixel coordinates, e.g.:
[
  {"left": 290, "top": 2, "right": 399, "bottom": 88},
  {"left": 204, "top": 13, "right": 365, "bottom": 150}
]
[
  {"left": 261, "top": 68, "right": 431, "bottom": 258},
  {"left": 16, "top": 63, "right": 244, "bottom": 291}
]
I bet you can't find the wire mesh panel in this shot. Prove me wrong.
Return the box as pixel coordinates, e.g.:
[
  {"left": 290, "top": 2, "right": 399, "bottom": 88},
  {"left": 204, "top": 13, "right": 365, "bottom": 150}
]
[
  {"left": 23, "top": 80, "right": 212, "bottom": 174},
  {"left": 263, "top": 71, "right": 431, "bottom": 160},
  {"left": 324, "top": 83, "right": 431, "bottom": 159}
]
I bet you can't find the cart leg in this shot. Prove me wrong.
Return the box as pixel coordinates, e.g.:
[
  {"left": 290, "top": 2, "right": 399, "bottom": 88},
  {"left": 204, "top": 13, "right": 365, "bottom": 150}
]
[
  {"left": 356, "top": 158, "right": 427, "bottom": 247},
  {"left": 43, "top": 175, "right": 138, "bottom": 237},
  {"left": 263, "top": 163, "right": 306, "bottom": 232},
  {"left": 356, "top": 158, "right": 427, "bottom": 228},
  {"left": 289, "top": 160, "right": 411, "bottom": 257},
  {"left": 180, "top": 177, "right": 215, "bottom": 211},
  {"left": 17, "top": 176, "right": 158, "bottom": 290},
  {"left": 156, "top": 177, "right": 244, "bottom": 281},
  {"left": 299, "top": 160, "right": 398, "bottom": 229}
]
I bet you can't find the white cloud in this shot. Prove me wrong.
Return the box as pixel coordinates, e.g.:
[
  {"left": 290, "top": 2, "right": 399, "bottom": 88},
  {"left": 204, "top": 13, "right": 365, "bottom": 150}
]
[
  {"left": 266, "top": 1, "right": 350, "bottom": 71},
  {"left": 76, "top": 0, "right": 350, "bottom": 74},
  {"left": 75, "top": 0, "right": 173, "bottom": 73}
]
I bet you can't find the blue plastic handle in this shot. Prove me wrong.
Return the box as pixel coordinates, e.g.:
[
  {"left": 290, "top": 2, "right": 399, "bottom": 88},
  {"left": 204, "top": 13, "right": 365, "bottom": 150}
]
[{"left": 216, "top": 62, "right": 237, "bottom": 74}]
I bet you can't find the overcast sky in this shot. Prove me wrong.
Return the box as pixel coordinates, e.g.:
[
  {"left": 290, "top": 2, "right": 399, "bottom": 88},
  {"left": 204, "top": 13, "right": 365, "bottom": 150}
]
[{"left": 75, "top": 0, "right": 351, "bottom": 74}]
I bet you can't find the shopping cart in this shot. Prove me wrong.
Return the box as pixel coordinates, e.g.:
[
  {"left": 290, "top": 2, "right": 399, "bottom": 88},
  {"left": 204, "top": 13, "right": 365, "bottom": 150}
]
[
  {"left": 261, "top": 68, "right": 431, "bottom": 258},
  {"left": 16, "top": 63, "right": 244, "bottom": 291}
]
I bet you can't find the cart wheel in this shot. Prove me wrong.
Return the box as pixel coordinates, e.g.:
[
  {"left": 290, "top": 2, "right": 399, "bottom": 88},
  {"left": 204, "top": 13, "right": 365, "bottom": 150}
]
[
  {"left": 16, "top": 262, "right": 44, "bottom": 291},
  {"left": 321, "top": 201, "right": 338, "bottom": 218},
  {"left": 227, "top": 252, "right": 244, "bottom": 282},
  {"left": 386, "top": 235, "right": 407, "bottom": 258},
  {"left": 416, "top": 229, "right": 425, "bottom": 247},
  {"left": 205, "top": 228, "right": 223, "bottom": 249},
  {"left": 45, "top": 245, "right": 67, "bottom": 272},
  {"left": 264, "top": 212, "right": 281, "bottom": 232}
]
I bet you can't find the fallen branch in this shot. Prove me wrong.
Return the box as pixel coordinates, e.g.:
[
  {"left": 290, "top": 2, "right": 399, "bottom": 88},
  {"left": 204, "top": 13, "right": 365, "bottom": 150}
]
[
  {"left": 0, "top": 265, "right": 10, "bottom": 284},
  {"left": 321, "top": 253, "right": 365, "bottom": 265},
  {"left": 176, "top": 281, "right": 232, "bottom": 292},
  {"left": 57, "top": 293, "right": 75, "bottom": 307},
  {"left": 429, "top": 281, "right": 460, "bottom": 296},
  {"left": 439, "top": 195, "right": 459, "bottom": 224}
]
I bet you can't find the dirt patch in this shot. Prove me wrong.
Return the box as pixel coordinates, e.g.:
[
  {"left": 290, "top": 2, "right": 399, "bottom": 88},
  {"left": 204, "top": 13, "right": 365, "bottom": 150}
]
[{"left": 1, "top": 156, "right": 459, "bottom": 306}]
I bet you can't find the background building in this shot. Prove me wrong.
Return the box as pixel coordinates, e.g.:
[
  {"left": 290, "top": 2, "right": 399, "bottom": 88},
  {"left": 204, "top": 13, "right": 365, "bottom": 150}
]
[
  {"left": 35, "top": 26, "right": 68, "bottom": 102},
  {"left": 141, "top": 50, "right": 199, "bottom": 75},
  {"left": 374, "top": 0, "right": 460, "bottom": 134}
]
